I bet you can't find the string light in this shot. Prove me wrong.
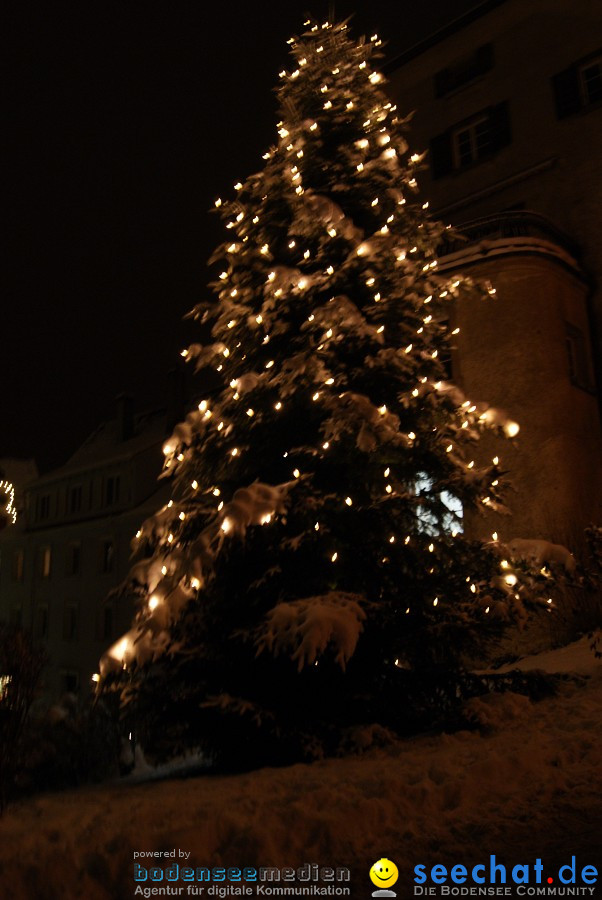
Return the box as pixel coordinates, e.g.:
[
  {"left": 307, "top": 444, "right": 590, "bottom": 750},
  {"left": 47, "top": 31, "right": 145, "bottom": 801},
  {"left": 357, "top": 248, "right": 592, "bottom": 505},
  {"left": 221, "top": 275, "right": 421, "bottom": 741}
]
[{"left": 0, "top": 480, "right": 17, "bottom": 524}]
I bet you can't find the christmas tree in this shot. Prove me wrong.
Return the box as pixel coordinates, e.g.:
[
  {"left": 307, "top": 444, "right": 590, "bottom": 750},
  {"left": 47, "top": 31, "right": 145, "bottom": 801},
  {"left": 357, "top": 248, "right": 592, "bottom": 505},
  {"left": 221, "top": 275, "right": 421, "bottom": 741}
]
[{"left": 100, "top": 20, "right": 552, "bottom": 765}]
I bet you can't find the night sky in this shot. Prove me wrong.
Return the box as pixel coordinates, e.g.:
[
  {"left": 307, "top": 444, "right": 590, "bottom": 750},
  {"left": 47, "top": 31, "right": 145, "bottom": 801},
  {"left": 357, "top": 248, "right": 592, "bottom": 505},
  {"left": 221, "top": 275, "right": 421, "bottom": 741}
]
[{"left": 4, "top": 1, "right": 479, "bottom": 471}]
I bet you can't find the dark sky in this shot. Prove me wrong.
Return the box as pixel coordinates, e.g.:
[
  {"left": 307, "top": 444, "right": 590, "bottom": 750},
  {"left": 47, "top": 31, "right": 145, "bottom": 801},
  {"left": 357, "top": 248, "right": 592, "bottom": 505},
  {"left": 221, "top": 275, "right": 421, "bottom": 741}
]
[{"left": 4, "top": 1, "right": 480, "bottom": 471}]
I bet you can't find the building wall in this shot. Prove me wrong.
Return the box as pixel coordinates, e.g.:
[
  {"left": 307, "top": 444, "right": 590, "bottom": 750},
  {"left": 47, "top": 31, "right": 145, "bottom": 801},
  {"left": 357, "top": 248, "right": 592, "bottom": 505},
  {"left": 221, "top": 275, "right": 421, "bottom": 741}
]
[
  {"left": 442, "top": 242, "right": 602, "bottom": 541},
  {"left": 0, "top": 413, "right": 171, "bottom": 699},
  {"left": 386, "top": 0, "right": 602, "bottom": 350},
  {"left": 385, "top": 0, "right": 602, "bottom": 545}
]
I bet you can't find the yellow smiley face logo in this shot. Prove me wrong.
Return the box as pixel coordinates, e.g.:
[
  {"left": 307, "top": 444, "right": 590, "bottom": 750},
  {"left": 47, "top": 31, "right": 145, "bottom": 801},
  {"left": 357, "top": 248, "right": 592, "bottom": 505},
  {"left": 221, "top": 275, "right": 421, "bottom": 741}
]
[{"left": 369, "top": 858, "right": 399, "bottom": 889}]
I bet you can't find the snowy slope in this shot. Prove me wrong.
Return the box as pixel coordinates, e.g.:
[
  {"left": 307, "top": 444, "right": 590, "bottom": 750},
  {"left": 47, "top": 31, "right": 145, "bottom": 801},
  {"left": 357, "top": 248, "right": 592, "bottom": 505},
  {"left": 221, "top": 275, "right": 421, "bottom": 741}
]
[{"left": 0, "top": 638, "right": 600, "bottom": 900}]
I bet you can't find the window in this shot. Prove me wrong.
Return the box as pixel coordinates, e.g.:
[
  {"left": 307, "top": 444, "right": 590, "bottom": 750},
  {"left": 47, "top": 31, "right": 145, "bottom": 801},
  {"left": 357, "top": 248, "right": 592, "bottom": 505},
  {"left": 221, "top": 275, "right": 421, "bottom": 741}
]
[
  {"left": 60, "top": 670, "right": 80, "bottom": 695},
  {"left": 102, "top": 604, "right": 114, "bottom": 640},
  {"left": 566, "top": 323, "right": 595, "bottom": 391},
  {"left": 39, "top": 494, "right": 51, "bottom": 520},
  {"left": 63, "top": 601, "right": 78, "bottom": 641},
  {"left": 39, "top": 545, "right": 52, "bottom": 579},
  {"left": 430, "top": 103, "right": 511, "bottom": 179},
  {"left": 12, "top": 549, "right": 24, "bottom": 582},
  {"left": 101, "top": 539, "right": 115, "bottom": 573},
  {"left": 453, "top": 115, "right": 491, "bottom": 168},
  {"left": 552, "top": 50, "right": 602, "bottom": 118},
  {"left": 35, "top": 603, "right": 49, "bottom": 639},
  {"left": 434, "top": 44, "right": 494, "bottom": 97},
  {"left": 580, "top": 57, "right": 602, "bottom": 105},
  {"left": 415, "top": 473, "right": 464, "bottom": 536},
  {"left": 69, "top": 484, "right": 83, "bottom": 513},
  {"left": 105, "top": 475, "right": 121, "bottom": 506},
  {"left": 66, "top": 542, "right": 82, "bottom": 576}
]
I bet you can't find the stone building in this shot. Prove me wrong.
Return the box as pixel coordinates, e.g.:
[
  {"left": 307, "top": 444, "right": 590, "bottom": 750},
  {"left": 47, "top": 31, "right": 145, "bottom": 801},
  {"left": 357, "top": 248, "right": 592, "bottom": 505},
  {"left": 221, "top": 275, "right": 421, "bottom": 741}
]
[{"left": 386, "top": 0, "right": 602, "bottom": 542}]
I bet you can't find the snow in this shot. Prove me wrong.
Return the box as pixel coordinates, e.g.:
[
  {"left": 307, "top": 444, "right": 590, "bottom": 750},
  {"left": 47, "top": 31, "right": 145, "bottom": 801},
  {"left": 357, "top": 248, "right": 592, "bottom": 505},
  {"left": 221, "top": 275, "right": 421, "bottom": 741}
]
[
  {"left": 258, "top": 592, "right": 366, "bottom": 670},
  {"left": 506, "top": 538, "right": 577, "bottom": 573},
  {"left": 1, "top": 639, "right": 600, "bottom": 899},
  {"left": 100, "top": 481, "right": 298, "bottom": 673}
]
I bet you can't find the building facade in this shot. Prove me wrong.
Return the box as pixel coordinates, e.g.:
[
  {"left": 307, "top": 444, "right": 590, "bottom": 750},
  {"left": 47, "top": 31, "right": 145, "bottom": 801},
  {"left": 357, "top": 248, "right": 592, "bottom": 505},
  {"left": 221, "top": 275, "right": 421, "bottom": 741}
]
[
  {"left": 0, "top": 400, "right": 170, "bottom": 698},
  {"left": 386, "top": 0, "right": 602, "bottom": 543}
]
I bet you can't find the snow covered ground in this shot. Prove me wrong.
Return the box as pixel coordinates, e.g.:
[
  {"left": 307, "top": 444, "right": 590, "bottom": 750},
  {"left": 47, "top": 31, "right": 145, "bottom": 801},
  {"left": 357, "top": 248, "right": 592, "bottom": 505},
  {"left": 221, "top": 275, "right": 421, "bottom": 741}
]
[{"left": 0, "top": 637, "right": 600, "bottom": 900}]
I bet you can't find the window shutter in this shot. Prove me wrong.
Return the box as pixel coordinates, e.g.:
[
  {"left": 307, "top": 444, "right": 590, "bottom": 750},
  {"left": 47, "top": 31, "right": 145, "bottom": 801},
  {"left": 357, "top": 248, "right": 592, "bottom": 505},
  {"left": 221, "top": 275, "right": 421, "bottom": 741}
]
[
  {"left": 488, "top": 102, "right": 512, "bottom": 151},
  {"left": 552, "top": 66, "right": 581, "bottom": 118},
  {"left": 430, "top": 130, "right": 453, "bottom": 178}
]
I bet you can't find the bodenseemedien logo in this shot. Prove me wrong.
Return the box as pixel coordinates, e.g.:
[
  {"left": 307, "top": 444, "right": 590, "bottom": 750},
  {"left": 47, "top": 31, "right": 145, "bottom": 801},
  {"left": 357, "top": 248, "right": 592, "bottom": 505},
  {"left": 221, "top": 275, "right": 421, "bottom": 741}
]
[{"left": 370, "top": 858, "right": 399, "bottom": 897}]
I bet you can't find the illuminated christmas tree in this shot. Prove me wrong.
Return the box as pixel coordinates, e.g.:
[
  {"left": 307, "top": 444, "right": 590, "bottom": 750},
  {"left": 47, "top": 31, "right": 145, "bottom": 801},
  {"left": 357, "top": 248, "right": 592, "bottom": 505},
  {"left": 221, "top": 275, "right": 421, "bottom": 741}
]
[{"left": 101, "top": 20, "right": 553, "bottom": 764}]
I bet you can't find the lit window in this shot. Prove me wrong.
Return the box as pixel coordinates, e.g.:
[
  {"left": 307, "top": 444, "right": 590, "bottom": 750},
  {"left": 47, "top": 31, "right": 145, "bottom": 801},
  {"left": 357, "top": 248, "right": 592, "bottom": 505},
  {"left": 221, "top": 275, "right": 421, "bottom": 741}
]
[
  {"left": 39, "top": 546, "right": 52, "bottom": 579},
  {"left": 101, "top": 539, "right": 115, "bottom": 573},
  {"left": 12, "top": 548, "right": 24, "bottom": 582},
  {"left": 414, "top": 473, "right": 464, "bottom": 535}
]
